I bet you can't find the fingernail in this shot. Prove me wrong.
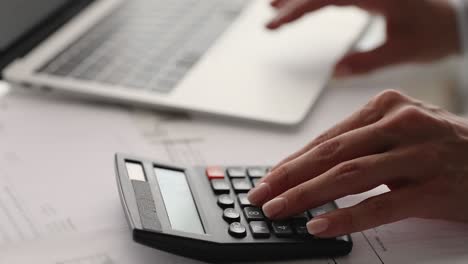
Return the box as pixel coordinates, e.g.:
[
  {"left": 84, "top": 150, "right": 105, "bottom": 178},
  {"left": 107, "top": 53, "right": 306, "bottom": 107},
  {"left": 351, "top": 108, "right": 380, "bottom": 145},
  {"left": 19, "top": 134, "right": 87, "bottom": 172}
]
[
  {"left": 307, "top": 218, "right": 330, "bottom": 235},
  {"left": 266, "top": 21, "right": 278, "bottom": 29},
  {"left": 266, "top": 16, "right": 283, "bottom": 29},
  {"left": 247, "top": 183, "right": 271, "bottom": 205},
  {"left": 334, "top": 65, "right": 352, "bottom": 78},
  {"left": 262, "top": 197, "right": 287, "bottom": 218}
]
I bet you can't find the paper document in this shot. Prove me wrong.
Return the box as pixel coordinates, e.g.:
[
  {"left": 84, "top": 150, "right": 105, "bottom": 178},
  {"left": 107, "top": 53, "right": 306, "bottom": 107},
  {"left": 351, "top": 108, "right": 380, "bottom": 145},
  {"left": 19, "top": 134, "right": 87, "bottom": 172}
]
[{"left": 0, "top": 89, "right": 204, "bottom": 264}]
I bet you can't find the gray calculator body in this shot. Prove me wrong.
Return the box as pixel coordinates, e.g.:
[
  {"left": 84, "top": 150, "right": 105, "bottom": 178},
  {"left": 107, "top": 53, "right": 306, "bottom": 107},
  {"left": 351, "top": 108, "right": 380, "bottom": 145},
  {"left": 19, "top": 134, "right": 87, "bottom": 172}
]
[{"left": 115, "top": 153, "right": 353, "bottom": 262}]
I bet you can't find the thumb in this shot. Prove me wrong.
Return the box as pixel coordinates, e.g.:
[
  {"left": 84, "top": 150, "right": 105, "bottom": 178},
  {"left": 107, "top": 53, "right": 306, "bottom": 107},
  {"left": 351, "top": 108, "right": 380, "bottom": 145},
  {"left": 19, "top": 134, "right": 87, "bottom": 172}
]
[{"left": 333, "top": 42, "right": 408, "bottom": 78}]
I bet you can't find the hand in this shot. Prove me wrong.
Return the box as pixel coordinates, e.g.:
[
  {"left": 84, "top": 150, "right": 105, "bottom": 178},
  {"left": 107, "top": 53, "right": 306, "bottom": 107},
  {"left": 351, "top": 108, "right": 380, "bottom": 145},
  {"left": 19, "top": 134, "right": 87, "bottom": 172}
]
[
  {"left": 266, "top": 0, "right": 461, "bottom": 76},
  {"left": 248, "top": 90, "right": 468, "bottom": 238}
]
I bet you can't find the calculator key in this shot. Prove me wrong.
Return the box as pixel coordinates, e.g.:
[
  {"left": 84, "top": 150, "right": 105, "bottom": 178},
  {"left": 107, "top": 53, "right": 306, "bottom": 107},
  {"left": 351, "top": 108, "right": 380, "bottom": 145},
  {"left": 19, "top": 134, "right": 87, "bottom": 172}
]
[
  {"left": 211, "top": 179, "right": 230, "bottom": 194},
  {"left": 293, "top": 219, "right": 309, "bottom": 236},
  {"left": 309, "top": 208, "right": 327, "bottom": 218},
  {"left": 227, "top": 167, "right": 247, "bottom": 178},
  {"left": 206, "top": 166, "right": 225, "bottom": 179},
  {"left": 223, "top": 208, "right": 241, "bottom": 223},
  {"left": 237, "top": 193, "right": 252, "bottom": 207},
  {"left": 228, "top": 222, "right": 247, "bottom": 238},
  {"left": 247, "top": 167, "right": 267, "bottom": 178},
  {"left": 309, "top": 203, "right": 335, "bottom": 217},
  {"left": 231, "top": 178, "right": 253, "bottom": 193},
  {"left": 292, "top": 212, "right": 309, "bottom": 221},
  {"left": 272, "top": 221, "right": 294, "bottom": 237},
  {"left": 249, "top": 221, "right": 270, "bottom": 238},
  {"left": 217, "top": 194, "right": 234, "bottom": 209},
  {"left": 251, "top": 178, "right": 262, "bottom": 187},
  {"left": 244, "top": 207, "right": 265, "bottom": 221}
]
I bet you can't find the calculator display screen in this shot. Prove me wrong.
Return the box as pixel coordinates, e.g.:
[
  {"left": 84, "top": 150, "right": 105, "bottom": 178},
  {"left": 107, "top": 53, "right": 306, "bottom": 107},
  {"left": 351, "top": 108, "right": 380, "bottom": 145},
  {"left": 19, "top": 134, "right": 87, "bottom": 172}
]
[{"left": 154, "top": 167, "right": 205, "bottom": 234}]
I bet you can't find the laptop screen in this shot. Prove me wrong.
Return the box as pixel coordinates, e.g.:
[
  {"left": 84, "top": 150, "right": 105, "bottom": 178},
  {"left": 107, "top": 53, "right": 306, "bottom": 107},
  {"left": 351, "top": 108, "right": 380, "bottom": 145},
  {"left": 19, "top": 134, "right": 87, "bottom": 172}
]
[{"left": 0, "top": 0, "right": 72, "bottom": 52}]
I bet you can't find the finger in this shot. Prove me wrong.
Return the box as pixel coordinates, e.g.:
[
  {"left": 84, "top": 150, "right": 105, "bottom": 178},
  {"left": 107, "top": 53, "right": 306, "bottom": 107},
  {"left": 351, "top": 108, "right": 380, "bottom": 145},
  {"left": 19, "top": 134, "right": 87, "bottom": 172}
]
[
  {"left": 267, "top": 0, "right": 372, "bottom": 29},
  {"left": 306, "top": 187, "right": 419, "bottom": 237},
  {"left": 270, "top": 98, "right": 384, "bottom": 172},
  {"left": 271, "top": 0, "right": 290, "bottom": 8},
  {"left": 262, "top": 146, "right": 433, "bottom": 219},
  {"left": 333, "top": 41, "right": 411, "bottom": 77},
  {"left": 270, "top": 89, "right": 411, "bottom": 175},
  {"left": 248, "top": 123, "right": 393, "bottom": 206},
  {"left": 266, "top": 0, "right": 311, "bottom": 29}
]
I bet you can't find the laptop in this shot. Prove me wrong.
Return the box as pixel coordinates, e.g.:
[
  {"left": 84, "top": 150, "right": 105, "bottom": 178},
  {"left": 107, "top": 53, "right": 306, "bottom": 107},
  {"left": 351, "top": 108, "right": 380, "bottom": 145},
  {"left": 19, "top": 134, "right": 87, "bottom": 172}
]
[{"left": 0, "top": 0, "right": 369, "bottom": 126}]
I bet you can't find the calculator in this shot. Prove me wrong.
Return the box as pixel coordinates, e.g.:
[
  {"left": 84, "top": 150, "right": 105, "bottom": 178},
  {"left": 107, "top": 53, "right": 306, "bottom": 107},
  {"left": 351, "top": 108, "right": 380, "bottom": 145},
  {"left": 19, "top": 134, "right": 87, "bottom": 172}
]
[{"left": 115, "top": 154, "right": 353, "bottom": 262}]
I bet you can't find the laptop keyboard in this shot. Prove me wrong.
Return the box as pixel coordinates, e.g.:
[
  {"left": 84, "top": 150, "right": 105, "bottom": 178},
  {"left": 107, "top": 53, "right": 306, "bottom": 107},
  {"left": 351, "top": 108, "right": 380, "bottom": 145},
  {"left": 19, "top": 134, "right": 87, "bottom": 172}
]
[{"left": 40, "top": 0, "right": 247, "bottom": 93}]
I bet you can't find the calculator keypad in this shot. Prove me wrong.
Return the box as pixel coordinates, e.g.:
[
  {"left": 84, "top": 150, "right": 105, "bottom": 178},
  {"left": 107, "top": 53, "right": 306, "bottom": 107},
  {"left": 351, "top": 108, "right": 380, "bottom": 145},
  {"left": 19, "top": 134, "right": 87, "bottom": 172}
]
[{"left": 210, "top": 166, "right": 319, "bottom": 240}]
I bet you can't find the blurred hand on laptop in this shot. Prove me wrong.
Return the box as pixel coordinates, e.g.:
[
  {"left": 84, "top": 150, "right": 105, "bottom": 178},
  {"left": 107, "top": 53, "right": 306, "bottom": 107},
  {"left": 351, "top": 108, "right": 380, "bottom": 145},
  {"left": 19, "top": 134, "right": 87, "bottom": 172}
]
[
  {"left": 247, "top": 0, "right": 468, "bottom": 238},
  {"left": 266, "top": 0, "right": 460, "bottom": 77}
]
